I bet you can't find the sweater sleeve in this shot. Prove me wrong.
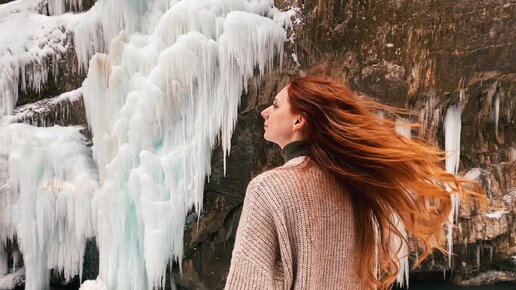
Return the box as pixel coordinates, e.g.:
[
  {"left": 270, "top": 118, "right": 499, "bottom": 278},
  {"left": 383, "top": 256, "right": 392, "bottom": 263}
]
[{"left": 224, "top": 176, "right": 281, "bottom": 290}]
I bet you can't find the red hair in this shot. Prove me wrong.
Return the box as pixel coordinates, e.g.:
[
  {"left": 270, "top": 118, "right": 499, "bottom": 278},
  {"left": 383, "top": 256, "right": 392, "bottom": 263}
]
[{"left": 287, "top": 76, "right": 484, "bottom": 289}]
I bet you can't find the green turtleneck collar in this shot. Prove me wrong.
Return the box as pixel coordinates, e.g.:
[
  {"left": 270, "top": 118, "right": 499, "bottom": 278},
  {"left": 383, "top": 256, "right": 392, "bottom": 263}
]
[{"left": 281, "top": 140, "right": 310, "bottom": 163}]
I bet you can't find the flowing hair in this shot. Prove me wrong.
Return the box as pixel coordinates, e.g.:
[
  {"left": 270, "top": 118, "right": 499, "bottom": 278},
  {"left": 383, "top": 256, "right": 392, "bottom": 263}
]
[{"left": 287, "top": 76, "right": 485, "bottom": 290}]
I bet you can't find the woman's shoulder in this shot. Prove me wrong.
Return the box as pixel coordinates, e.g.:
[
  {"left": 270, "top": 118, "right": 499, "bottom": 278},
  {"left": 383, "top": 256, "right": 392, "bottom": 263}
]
[{"left": 248, "top": 156, "right": 316, "bottom": 191}]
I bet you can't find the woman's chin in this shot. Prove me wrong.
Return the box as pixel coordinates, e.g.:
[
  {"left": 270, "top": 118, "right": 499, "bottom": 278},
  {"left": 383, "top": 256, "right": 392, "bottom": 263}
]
[{"left": 263, "top": 133, "right": 272, "bottom": 142}]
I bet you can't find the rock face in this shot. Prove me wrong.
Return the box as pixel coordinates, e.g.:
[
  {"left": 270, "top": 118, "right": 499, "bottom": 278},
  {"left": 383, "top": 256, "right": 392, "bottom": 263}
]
[
  {"left": 0, "top": 0, "right": 514, "bottom": 289},
  {"left": 174, "top": 0, "right": 515, "bottom": 288}
]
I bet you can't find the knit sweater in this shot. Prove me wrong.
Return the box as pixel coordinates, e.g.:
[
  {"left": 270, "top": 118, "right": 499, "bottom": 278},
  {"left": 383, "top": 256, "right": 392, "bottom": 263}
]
[{"left": 224, "top": 148, "right": 364, "bottom": 289}]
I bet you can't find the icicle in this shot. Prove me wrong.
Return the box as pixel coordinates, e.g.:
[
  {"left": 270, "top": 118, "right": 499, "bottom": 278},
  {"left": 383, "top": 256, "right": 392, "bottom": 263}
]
[
  {"left": 73, "top": 0, "right": 173, "bottom": 72},
  {"left": 510, "top": 147, "right": 516, "bottom": 162},
  {"left": 47, "top": 0, "right": 85, "bottom": 15},
  {"left": 494, "top": 94, "right": 500, "bottom": 137},
  {"left": 395, "top": 117, "right": 412, "bottom": 139},
  {"left": 444, "top": 88, "right": 465, "bottom": 267},
  {"left": 390, "top": 214, "right": 409, "bottom": 288},
  {"left": 12, "top": 251, "right": 19, "bottom": 272}
]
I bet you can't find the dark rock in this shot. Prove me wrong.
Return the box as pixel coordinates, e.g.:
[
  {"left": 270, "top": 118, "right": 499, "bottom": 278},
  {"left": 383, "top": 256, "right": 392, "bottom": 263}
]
[
  {"left": 82, "top": 239, "right": 99, "bottom": 282},
  {"left": 14, "top": 89, "right": 91, "bottom": 141}
]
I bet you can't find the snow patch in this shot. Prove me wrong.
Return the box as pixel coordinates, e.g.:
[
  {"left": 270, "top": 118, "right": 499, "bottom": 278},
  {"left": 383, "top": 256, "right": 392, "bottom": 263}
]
[
  {"left": 79, "top": 278, "right": 108, "bottom": 290},
  {"left": 464, "top": 167, "right": 482, "bottom": 181},
  {"left": 485, "top": 211, "right": 507, "bottom": 219},
  {"left": 0, "top": 268, "right": 25, "bottom": 289}
]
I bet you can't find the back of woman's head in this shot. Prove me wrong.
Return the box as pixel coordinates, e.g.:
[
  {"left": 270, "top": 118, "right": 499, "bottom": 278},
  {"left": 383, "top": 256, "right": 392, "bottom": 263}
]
[{"left": 286, "top": 75, "right": 484, "bottom": 290}]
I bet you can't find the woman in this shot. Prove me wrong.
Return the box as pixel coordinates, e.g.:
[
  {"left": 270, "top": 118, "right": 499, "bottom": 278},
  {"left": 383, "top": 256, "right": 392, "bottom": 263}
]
[{"left": 224, "top": 76, "right": 483, "bottom": 290}]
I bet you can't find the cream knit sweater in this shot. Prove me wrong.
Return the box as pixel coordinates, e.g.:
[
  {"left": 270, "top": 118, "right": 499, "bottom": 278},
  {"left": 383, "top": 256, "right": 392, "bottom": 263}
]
[{"left": 224, "top": 156, "right": 364, "bottom": 290}]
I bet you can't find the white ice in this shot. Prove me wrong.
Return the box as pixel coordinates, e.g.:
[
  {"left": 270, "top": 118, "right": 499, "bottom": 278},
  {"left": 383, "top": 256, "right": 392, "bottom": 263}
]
[
  {"left": 464, "top": 167, "right": 482, "bottom": 181},
  {"left": 494, "top": 95, "right": 500, "bottom": 137},
  {"left": 0, "top": 121, "right": 98, "bottom": 290},
  {"left": 77, "top": 0, "right": 289, "bottom": 289},
  {"left": 392, "top": 118, "right": 412, "bottom": 287},
  {"left": 0, "top": 0, "right": 85, "bottom": 117},
  {"left": 443, "top": 89, "right": 465, "bottom": 266},
  {"left": 0, "top": 268, "right": 25, "bottom": 289},
  {"left": 390, "top": 214, "right": 409, "bottom": 288},
  {"left": 485, "top": 211, "right": 507, "bottom": 219},
  {"left": 395, "top": 117, "right": 412, "bottom": 139},
  {"left": 79, "top": 278, "right": 108, "bottom": 290},
  {"left": 47, "top": 0, "right": 85, "bottom": 15}
]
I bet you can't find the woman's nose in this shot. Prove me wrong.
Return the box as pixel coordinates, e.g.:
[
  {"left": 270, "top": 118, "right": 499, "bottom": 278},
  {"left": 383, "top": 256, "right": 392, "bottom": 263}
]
[{"left": 261, "top": 107, "right": 269, "bottom": 120}]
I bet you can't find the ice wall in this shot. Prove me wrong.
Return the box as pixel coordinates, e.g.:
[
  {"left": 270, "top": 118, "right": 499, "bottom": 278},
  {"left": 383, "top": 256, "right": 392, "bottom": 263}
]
[
  {"left": 0, "top": 121, "right": 98, "bottom": 290},
  {"left": 78, "top": 0, "right": 290, "bottom": 289}
]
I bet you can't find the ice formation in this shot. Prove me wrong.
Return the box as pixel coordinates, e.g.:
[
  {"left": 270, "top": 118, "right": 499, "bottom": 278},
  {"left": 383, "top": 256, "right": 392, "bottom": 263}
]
[
  {"left": 392, "top": 118, "right": 411, "bottom": 287},
  {"left": 395, "top": 117, "right": 412, "bottom": 139},
  {"left": 443, "top": 89, "right": 465, "bottom": 265},
  {"left": 0, "top": 121, "right": 98, "bottom": 290},
  {"left": 47, "top": 0, "right": 85, "bottom": 15},
  {"left": 0, "top": 0, "right": 84, "bottom": 117},
  {"left": 77, "top": 0, "right": 290, "bottom": 289},
  {"left": 390, "top": 214, "right": 409, "bottom": 288},
  {"left": 494, "top": 95, "right": 500, "bottom": 136},
  {"left": 0, "top": 268, "right": 24, "bottom": 289}
]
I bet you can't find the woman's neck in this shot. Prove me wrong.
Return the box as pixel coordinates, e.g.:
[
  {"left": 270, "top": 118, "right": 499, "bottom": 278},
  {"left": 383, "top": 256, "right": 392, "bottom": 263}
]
[{"left": 281, "top": 140, "right": 309, "bottom": 163}]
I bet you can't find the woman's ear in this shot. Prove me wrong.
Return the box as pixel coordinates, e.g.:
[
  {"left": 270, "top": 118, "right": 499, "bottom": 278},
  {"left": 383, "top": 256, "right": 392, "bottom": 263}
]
[{"left": 293, "top": 116, "right": 306, "bottom": 131}]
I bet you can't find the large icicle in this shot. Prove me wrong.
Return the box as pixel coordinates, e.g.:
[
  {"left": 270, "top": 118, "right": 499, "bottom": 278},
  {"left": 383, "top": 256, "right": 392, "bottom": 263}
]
[
  {"left": 443, "top": 89, "right": 465, "bottom": 266},
  {"left": 79, "top": 0, "right": 289, "bottom": 289},
  {"left": 0, "top": 122, "right": 98, "bottom": 290},
  {"left": 393, "top": 118, "right": 411, "bottom": 287}
]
